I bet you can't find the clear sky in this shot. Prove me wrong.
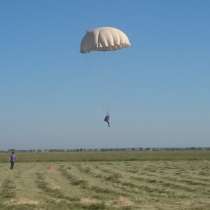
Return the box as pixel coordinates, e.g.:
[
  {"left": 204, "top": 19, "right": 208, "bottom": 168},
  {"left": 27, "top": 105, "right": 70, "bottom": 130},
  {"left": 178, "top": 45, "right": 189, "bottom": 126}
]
[{"left": 0, "top": 0, "right": 209, "bottom": 149}]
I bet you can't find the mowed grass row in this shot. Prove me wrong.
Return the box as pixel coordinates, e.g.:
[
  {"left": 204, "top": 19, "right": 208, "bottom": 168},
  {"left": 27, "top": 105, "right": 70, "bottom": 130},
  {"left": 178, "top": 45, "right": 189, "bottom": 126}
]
[
  {"left": 1, "top": 150, "right": 210, "bottom": 162},
  {"left": 1, "top": 161, "right": 210, "bottom": 209}
]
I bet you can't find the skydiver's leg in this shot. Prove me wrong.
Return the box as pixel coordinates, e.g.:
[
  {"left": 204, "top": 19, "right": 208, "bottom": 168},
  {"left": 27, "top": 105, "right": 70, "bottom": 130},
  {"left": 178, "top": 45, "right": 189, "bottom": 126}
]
[{"left": 10, "top": 161, "right": 14, "bottom": 169}]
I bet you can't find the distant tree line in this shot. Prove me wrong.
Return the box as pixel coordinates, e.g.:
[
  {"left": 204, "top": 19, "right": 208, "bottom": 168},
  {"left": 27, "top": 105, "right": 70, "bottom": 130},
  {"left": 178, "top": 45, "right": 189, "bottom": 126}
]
[{"left": 0, "top": 147, "right": 210, "bottom": 153}]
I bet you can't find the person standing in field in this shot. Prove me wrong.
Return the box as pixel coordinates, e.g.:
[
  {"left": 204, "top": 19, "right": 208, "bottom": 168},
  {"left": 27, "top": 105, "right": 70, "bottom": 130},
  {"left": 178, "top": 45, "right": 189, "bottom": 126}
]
[{"left": 9, "top": 151, "right": 16, "bottom": 169}]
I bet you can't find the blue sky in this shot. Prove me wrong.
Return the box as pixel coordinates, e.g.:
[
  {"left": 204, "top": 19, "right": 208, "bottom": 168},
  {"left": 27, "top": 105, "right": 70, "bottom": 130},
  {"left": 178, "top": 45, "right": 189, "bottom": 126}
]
[{"left": 0, "top": 0, "right": 209, "bottom": 149}]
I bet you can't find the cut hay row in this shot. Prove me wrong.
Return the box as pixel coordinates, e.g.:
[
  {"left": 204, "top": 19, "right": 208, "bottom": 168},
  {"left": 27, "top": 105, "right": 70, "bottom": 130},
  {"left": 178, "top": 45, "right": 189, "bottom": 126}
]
[
  {"left": 93, "top": 164, "right": 179, "bottom": 196},
  {"left": 74, "top": 163, "right": 185, "bottom": 200},
  {"left": 0, "top": 179, "right": 16, "bottom": 200},
  {"left": 1, "top": 161, "right": 210, "bottom": 209},
  {"left": 58, "top": 164, "right": 126, "bottom": 198},
  {"left": 101, "top": 162, "right": 210, "bottom": 195},
  {"left": 127, "top": 167, "right": 210, "bottom": 195}
]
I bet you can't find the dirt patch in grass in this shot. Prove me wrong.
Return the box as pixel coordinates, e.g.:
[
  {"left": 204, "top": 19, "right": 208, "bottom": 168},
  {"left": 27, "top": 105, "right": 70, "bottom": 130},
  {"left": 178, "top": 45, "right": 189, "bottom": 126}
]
[
  {"left": 113, "top": 196, "right": 134, "bottom": 207},
  {"left": 48, "top": 165, "right": 57, "bottom": 172},
  {"left": 6, "top": 197, "right": 39, "bottom": 206},
  {"left": 80, "top": 197, "right": 99, "bottom": 205}
]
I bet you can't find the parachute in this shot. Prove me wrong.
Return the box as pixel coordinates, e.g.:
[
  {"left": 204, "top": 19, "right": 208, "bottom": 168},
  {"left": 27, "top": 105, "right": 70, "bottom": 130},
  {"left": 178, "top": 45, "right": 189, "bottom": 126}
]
[
  {"left": 80, "top": 27, "right": 131, "bottom": 53},
  {"left": 80, "top": 26, "right": 131, "bottom": 127}
]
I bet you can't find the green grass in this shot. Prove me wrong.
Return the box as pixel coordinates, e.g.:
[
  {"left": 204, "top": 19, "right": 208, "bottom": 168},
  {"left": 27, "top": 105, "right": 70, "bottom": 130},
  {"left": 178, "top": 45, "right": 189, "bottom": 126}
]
[{"left": 1, "top": 150, "right": 210, "bottom": 162}]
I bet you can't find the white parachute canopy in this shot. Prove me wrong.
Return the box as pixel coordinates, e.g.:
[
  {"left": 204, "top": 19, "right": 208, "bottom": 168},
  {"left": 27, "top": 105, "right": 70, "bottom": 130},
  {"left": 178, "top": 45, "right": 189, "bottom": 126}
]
[{"left": 80, "top": 26, "right": 131, "bottom": 53}]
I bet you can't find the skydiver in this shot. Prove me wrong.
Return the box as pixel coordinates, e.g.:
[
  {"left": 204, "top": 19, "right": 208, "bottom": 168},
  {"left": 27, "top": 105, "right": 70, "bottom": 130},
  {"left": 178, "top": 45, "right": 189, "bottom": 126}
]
[{"left": 104, "top": 113, "right": 110, "bottom": 127}]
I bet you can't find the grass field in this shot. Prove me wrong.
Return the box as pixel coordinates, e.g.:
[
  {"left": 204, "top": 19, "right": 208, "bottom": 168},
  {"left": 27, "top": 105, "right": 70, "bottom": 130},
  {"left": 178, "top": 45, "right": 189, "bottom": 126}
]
[
  {"left": 1, "top": 150, "right": 210, "bottom": 162},
  {"left": 1, "top": 151, "right": 210, "bottom": 210}
]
